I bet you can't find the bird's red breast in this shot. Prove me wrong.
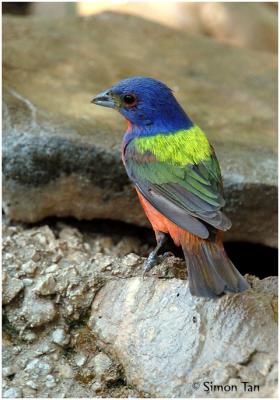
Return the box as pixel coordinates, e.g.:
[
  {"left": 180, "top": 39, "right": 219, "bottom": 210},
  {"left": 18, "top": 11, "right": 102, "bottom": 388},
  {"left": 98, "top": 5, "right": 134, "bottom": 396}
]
[{"left": 136, "top": 188, "right": 204, "bottom": 248}]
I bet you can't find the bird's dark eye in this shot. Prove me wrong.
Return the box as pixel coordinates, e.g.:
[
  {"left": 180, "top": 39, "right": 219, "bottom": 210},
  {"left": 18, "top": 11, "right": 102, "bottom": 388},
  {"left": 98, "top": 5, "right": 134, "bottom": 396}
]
[{"left": 122, "top": 94, "right": 137, "bottom": 107}]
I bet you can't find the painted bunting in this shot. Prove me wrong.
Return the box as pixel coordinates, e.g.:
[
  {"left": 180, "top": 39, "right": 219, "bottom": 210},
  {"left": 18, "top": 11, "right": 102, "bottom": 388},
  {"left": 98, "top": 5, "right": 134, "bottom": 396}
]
[{"left": 92, "top": 76, "right": 249, "bottom": 298}]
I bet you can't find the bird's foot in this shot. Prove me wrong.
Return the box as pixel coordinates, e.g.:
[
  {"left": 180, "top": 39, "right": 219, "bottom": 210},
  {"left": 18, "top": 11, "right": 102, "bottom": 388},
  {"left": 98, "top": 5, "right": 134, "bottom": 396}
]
[
  {"left": 162, "top": 251, "right": 174, "bottom": 259},
  {"left": 143, "top": 251, "right": 158, "bottom": 279},
  {"left": 142, "top": 251, "right": 174, "bottom": 279}
]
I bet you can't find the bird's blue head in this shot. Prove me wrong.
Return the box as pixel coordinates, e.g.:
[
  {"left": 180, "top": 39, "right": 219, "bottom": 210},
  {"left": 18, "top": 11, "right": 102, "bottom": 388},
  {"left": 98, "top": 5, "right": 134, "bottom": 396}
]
[{"left": 91, "top": 76, "right": 193, "bottom": 135}]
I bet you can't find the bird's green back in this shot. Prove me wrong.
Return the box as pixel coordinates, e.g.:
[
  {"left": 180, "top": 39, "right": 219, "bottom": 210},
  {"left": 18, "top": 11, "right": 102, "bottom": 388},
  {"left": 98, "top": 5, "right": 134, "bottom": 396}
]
[{"left": 134, "top": 125, "right": 212, "bottom": 166}]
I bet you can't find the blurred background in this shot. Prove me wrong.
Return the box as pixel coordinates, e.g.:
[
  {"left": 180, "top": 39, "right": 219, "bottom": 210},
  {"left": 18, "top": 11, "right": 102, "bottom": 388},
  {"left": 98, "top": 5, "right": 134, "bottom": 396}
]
[{"left": 3, "top": 1, "right": 278, "bottom": 53}]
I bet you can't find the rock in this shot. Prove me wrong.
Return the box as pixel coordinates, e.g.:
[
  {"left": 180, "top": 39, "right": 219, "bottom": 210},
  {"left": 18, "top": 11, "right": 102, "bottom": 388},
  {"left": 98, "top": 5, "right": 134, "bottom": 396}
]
[
  {"left": 34, "top": 274, "right": 56, "bottom": 295},
  {"left": 21, "top": 260, "right": 37, "bottom": 276},
  {"left": 57, "top": 363, "right": 74, "bottom": 379},
  {"left": 113, "top": 237, "right": 142, "bottom": 257},
  {"left": 122, "top": 253, "right": 142, "bottom": 268},
  {"left": 88, "top": 275, "right": 277, "bottom": 397},
  {"left": 22, "top": 278, "right": 33, "bottom": 287},
  {"left": 74, "top": 354, "right": 88, "bottom": 367},
  {"left": 89, "top": 352, "right": 121, "bottom": 385},
  {"left": 35, "top": 342, "right": 56, "bottom": 356},
  {"left": 2, "top": 366, "right": 16, "bottom": 377},
  {"left": 12, "top": 346, "right": 22, "bottom": 355},
  {"left": 78, "top": 2, "right": 277, "bottom": 53},
  {"left": 90, "top": 352, "right": 113, "bottom": 377},
  {"left": 25, "top": 380, "right": 38, "bottom": 390},
  {"left": 2, "top": 379, "right": 8, "bottom": 389},
  {"left": 6, "top": 287, "right": 57, "bottom": 330},
  {"left": 45, "top": 264, "right": 59, "bottom": 274},
  {"left": 2, "top": 220, "right": 106, "bottom": 323},
  {"left": 91, "top": 380, "right": 102, "bottom": 394},
  {"left": 22, "top": 331, "right": 37, "bottom": 343},
  {"left": 21, "top": 296, "right": 56, "bottom": 328},
  {"left": 25, "top": 358, "right": 52, "bottom": 376},
  {"left": 3, "top": 387, "right": 23, "bottom": 398},
  {"left": 52, "top": 328, "right": 70, "bottom": 347},
  {"left": 2, "top": 273, "right": 24, "bottom": 304},
  {"left": 2, "top": 218, "right": 276, "bottom": 398},
  {"left": 45, "top": 374, "right": 56, "bottom": 388},
  {"left": 2, "top": 13, "right": 277, "bottom": 247}
]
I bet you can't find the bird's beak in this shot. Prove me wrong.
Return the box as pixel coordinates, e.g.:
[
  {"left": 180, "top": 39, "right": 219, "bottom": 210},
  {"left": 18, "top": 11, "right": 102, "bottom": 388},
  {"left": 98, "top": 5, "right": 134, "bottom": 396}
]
[{"left": 91, "top": 89, "right": 115, "bottom": 109}]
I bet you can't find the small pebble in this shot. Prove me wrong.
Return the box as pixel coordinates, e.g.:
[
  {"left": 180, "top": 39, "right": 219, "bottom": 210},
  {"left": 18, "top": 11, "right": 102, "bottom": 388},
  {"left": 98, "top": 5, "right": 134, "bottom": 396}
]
[
  {"left": 13, "top": 346, "right": 22, "bottom": 355},
  {"left": 34, "top": 274, "right": 56, "bottom": 295},
  {"left": 52, "top": 353, "right": 59, "bottom": 361},
  {"left": 4, "top": 253, "right": 14, "bottom": 261},
  {"left": 25, "top": 359, "right": 52, "bottom": 375},
  {"left": 123, "top": 253, "right": 140, "bottom": 267},
  {"left": 35, "top": 343, "right": 52, "bottom": 355},
  {"left": 65, "top": 304, "right": 74, "bottom": 315},
  {"left": 3, "top": 387, "right": 23, "bottom": 398},
  {"left": 52, "top": 328, "right": 70, "bottom": 347},
  {"left": 84, "top": 243, "right": 91, "bottom": 252},
  {"left": 90, "top": 352, "right": 113, "bottom": 376},
  {"left": 22, "top": 278, "right": 33, "bottom": 286},
  {"left": 21, "top": 294, "right": 56, "bottom": 327},
  {"left": 2, "top": 276, "right": 24, "bottom": 304},
  {"left": 25, "top": 380, "right": 38, "bottom": 390},
  {"left": 72, "top": 312, "right": 80, "bottom": 320},
  {"left": 21, "top": 260, "right": 37, "bottom": 276},
  {"left": 31, "top": 251, "right": 41, "bottom": 262},
  {"left": 45, "top": 264, "right": 59, "bottom": 273},
  {"left": 2, "top": 366, "right": 16, "bottom": 377},
  {"left": 36, "top": 234, "right": 47, "bottom": 245},
  {"left": 75, "top": 354, "right": 87, "bottom": 367},
  {"left": 45, "top": 374, "right": 56, "bottom": 388},
  {"left": 25, "top": 358, "right": 39, "bottom": 372},
  {"left": 58, "top": 363, "right": 73, "bottom": 378},
  {"left": 91, "top": 380, "right": 102, "bottom": 394},
  {"left": 112, "top": 270, "right": 119, "bottom": 276},
  {"left": 15, "top": 358, "right": 27, "bottom": 370},
  {"left": 38, "top": 361, "right": 52, "bottom": 375},
  {"left": 2, "top": 379, "right": 8, "bottom": 388},
  {"left": 22, "top": 331, "right": 37, "bottom": 342}
]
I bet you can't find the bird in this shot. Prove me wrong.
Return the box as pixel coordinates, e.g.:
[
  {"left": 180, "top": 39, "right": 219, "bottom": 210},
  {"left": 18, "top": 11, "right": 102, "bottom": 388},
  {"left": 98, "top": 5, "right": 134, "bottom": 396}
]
[{"left": 91, "top": 76, "right": 250, "bottom": 298}]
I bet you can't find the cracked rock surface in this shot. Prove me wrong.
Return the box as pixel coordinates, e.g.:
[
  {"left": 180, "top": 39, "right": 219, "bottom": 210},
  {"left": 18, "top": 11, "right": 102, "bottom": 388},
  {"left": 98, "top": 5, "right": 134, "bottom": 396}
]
[
  {"left": 2, "top": 220, "right": 278, "bottom": 398},
  {"left": 2, "top": 220, "right": 148, "bottom": 398},
  {"left": 2, "top": 13, "right": 277, "bottom": 247},
  {"left": 89, "top": 276, "right": 278, "bottom": 398}
]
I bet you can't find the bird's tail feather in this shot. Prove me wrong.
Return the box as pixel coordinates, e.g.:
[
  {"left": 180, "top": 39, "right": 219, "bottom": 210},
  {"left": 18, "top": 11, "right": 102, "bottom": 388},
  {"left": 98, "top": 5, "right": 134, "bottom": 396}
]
[{"left": 182, "top": 238, "right": 250, "bottom": 298}]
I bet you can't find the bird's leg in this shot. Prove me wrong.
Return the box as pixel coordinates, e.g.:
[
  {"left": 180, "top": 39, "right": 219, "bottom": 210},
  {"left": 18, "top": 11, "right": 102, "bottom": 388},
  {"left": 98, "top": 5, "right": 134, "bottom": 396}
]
[{"left": 143, "top": 231, "right": 168, "bottom": 276}]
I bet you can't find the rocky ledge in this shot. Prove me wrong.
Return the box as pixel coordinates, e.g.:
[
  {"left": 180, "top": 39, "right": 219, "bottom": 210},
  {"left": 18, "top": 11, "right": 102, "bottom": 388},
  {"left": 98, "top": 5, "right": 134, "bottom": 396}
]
[{"left": 2, "top": 221, "right": 278, "bottom": 398}]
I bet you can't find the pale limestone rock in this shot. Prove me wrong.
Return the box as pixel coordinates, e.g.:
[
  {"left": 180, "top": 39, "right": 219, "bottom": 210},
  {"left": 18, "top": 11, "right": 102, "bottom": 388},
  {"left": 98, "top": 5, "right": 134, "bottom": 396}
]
[
  {"left": 2, "top": 273, "right": 24, "bottom": 305},
  {"left": 52, "top": 328, "right": 70, "bottom": 347},
  {"left": 89, "top": 276, "right": 277, "bottom": 398}
]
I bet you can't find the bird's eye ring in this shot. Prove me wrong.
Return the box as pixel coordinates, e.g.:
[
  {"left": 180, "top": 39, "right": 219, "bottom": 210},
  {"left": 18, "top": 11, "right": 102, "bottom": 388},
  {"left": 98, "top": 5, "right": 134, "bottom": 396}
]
[{"left": 122, "top": 93, "right": 137, "bottom": 107}]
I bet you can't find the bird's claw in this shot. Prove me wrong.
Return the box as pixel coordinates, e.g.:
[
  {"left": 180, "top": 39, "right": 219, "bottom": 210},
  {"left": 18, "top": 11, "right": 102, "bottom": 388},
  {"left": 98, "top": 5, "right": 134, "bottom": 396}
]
[
  {"left": 162, "top": 251, "right": 174, "bottom": 259},
  {"left": 142, "top": 252, "right": 158, "bottom": 279},
  {"left": 142, "top": 251, "right": 175, "bottom": 279}
]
